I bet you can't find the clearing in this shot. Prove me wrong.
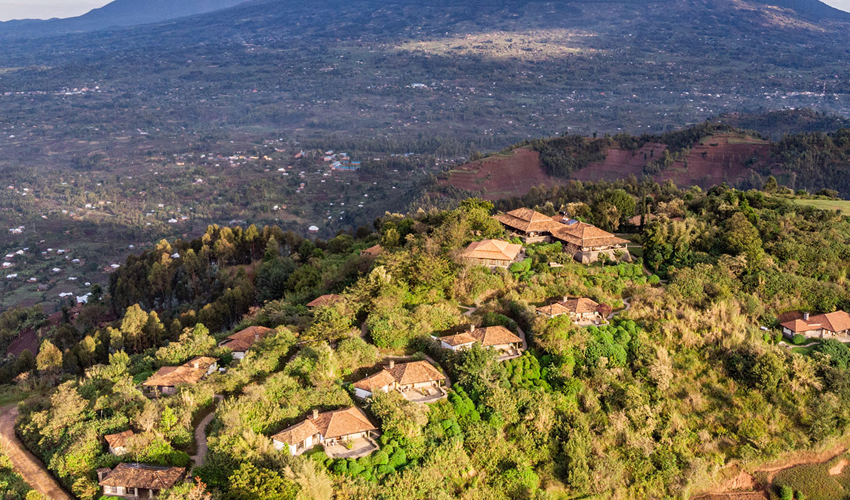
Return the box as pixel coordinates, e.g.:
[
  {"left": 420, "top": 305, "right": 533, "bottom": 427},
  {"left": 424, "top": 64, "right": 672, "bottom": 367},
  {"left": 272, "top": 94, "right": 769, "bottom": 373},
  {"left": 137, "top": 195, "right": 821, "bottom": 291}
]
[
  {"left": 792, "top": 198, "right": 850, "bottom": 212},
  {"left": 440, "top": 148, "right": 568, "bottom": 200}
]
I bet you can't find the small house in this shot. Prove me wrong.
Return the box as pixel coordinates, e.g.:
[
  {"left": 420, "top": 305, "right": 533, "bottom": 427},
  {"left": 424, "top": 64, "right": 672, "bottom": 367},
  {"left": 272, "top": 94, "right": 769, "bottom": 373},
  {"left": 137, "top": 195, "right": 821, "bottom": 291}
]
[
  {"left": 439, "top": 325, "right": 523, "bottom": 359},
  {"left": 494, "top": 208, "right": 563, "bottom": 243},
  {"left": 360, "top": 244, "right": 383, "bottom": 258},
  {"left": 537, "top": 297, "right": 604, "bottom": 323},
  {"left": 781, "top": 311, "right": 850, "bottom": 340},
  {"left": 142, "top": 356, "right": 217, "bottom": 396},
  {"left": 551, "top": 221, "right": 630, "bottom": 264},
  {"left": 218, "top": 325, "right": 271, "bottom": 359},
  {"left": 461, "top": 239, "right": 523, "bottom": 269},
  {"left": 104, "top": 430, "right": 135, "bottom": 456},
  {"left": 272, "top": 406, "right": 378, "bottom": 458},
  {"left": 97, "top": 463, "right": 185, "bottom": 499},
  {"left": 306, "top": 294, "right": 343, "bottom": 308},
  {"left": 353, "top": 360, "right": 447, "bottom": 401}
]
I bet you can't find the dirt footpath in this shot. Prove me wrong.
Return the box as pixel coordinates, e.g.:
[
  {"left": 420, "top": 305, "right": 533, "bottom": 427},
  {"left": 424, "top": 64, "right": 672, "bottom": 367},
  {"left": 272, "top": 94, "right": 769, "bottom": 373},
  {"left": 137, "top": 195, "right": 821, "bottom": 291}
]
[{"left": 0, "top": 405, "right": 74, "bottom": 500}]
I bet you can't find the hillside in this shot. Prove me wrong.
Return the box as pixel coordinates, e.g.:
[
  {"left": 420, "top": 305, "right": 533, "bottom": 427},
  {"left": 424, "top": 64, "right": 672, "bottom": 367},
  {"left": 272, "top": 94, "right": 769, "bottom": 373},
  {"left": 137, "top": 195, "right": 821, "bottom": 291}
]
[
  {"left": 0, "top": 0, "right": 249, "bottom": 37},
  {"left": 438, "top": 123, "right": 850, "bottom": 199},
  {"left": 4, "top": 183, "right": 850, "bottom": 499}
]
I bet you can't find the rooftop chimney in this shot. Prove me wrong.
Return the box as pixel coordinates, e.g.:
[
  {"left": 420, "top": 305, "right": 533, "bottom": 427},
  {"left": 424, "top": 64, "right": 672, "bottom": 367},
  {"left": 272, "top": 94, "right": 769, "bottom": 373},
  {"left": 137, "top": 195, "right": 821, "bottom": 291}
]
[
  {"left": 804, "top": 312, "right": 810, "bottom": 321},
  {"left": 563, "top": 296, "right": 569, "bottom": 304},
  {"left": 312, "top": 409, "right": 319, "bottom": 420},
  {"left": 255, "top": 331, "right": 260, "bottom": 342},
  {"left": 192, "top": 360, "right": 200, "bottom": 369},
  {"left": 388, "top": 360, "right": 395, "bottom": 369},
  {"left": 470, "top": 324, "right": 475, "bottom": 333}
]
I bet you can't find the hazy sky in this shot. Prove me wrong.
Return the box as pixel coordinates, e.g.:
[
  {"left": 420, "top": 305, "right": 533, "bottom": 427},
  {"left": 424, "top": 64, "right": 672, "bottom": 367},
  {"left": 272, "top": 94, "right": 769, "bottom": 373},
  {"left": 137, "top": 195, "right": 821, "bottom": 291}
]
[
  {"left": 0, "top": 0, "right": 109, "bottom": 21},
  {"left": 1, "top": 0, "right": 850, "bottom": 22}
]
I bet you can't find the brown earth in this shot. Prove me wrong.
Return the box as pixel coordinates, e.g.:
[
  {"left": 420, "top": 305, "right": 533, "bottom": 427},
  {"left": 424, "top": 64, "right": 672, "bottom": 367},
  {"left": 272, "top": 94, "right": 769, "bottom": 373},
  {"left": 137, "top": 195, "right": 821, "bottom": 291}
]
[
  {"left": 442, "top": 134, "right": 778, "bottom": 198},
  {"left": 754, "top": 443, "right": 848, "bottom": 483},
  {"left": 829, "top": 458, "right": 848, "bottom": 476},
  {"left": 439, "top": 148, "right": 568, "bottom": 200},
  {"left": 691, "top": 465, "right": 766, "bottom": 500},
  {"left": 573, "top": 143, "right": 669, "bottom": 182},
  {"left": 6, "top": 328, "right": 38, "bottom": 358},
  {"left": 658, "top": 134, "right": 772, "bottom": 189},
  {"left": 0, "top": 405, "right": 74, "bottom": 500}
]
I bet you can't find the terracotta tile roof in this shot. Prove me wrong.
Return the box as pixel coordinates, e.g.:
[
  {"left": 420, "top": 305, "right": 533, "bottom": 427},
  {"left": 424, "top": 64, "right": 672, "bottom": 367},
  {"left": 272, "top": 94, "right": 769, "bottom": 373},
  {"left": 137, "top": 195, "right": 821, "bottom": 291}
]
[
  {"left": 494, "top": 208, "right": 562, "bottom": 234},
  {"left": 438, "top": 332, "right": 478, "bottom": 346},
  {"left": 99, "top": 463, "right": 185, "bottom": 490},
  {"left": 273, "top": 407, "right": 377, "bottom": 444},
  {"left": 781, "top": 311, "right": 850, "bottom": 334},
  {"left": 219, "top": 325, "right": 271, "bottom": 352},
  {"left": 777, "top": 311, "right": 805, "bottom": 323},
  {"left": 462, "top": 239, "right": 522, "bottom": 262},
  {"left": 552, "top": 222, "right": 628, "bottom": 248},
  {"left": 306, "top": 294, "right": 344, "bottom": 307},
  {"left": 142, "top": 356, "right": 216, "bottom": 388},
  {"left": 104, "top": 430, "right": 134, "bottom": 449},
  {"left": 272, "top": 419, "right": 320, "bottom": 446},
  {"left": 781, "top": 319, "right": 821, "bottom": 333},
  {"left": 471, "top": 326, "right": 522, "bottom": 347},
  {"left": 361, "top": 244, "right": 383, "bottom": 257},
  {"left": 536, "top": 302, "right": 572, "bottom": 317},
  {"left": 561, "top": 297, "right": 600, "bottom": 314},
  {"left": 387, "top": 361, "right": 447, "bottom": 386},
  {"left": 808, "top": 311, "right": 850, "bottom": 333},
  {"left": 353, "top": 369, "right": 397, "bottom": 391}
]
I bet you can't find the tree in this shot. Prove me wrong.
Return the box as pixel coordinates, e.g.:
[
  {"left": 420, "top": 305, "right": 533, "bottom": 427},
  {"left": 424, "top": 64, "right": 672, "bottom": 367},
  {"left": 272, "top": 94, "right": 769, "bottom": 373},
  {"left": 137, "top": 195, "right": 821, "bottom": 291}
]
[
  {"left": 762, "top": 176, "right": 778, "bottom": 192},
  {"left": 723, "top": 212, "right": 762, "bottom": 264},
  {"left": 36, "top": 340, "right": 63, "bottom": 376},
  {"left": 370, "top": 390, "right": 428, "bottom": 440},
  {"left": 228, "top": 462, "right": 298, "bottom": 500}
]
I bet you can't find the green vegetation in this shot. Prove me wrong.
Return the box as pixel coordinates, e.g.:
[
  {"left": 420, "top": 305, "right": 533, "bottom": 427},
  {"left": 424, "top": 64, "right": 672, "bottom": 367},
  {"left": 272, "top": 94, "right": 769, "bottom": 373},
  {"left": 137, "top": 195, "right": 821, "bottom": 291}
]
[
  {"left": 773, "top": 453, "right": 850, "bottom": 500},
  {"left": 0, "top": 451, "right": 36, "bottom": 500},
  {"left": 4, "top": 179, "right": 850, "bottom": 499}
]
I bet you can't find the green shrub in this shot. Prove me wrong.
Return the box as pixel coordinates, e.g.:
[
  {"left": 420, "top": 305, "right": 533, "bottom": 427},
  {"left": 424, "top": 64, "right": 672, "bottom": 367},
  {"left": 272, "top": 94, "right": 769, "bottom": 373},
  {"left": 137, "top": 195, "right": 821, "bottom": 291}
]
[
  {"left": 779, "top": 485, "right": 794, "bottom": 500},
  {"left": 792, "top": 334, "right": 807, "bottom": 345}
]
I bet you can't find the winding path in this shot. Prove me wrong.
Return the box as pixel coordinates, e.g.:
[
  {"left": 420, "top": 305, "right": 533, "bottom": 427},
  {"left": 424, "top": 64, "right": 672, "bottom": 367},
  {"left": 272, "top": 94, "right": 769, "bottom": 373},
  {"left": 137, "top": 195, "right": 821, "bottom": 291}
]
[
  {"left": 190, "top": 395, "right": 223, "bottom": 468},
  {"left": 0, "top": 405, "right": 74, "bottom": 500},
  {"left": 608, "top": 297, "right": 632, "bottom": 320}
]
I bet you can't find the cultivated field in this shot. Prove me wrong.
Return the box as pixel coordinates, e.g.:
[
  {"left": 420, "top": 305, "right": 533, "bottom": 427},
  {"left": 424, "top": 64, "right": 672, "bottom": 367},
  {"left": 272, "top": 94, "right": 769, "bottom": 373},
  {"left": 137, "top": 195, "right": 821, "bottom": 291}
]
[{"left": 792, "top": 199, "right": 850, "bottom": 212}]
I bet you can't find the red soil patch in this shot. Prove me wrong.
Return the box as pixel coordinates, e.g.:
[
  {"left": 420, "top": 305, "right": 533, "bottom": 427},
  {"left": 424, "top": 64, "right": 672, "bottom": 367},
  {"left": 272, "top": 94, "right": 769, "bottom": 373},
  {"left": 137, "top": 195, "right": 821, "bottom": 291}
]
[
  {"left": 442, "top": 134, "right": 776, "bottom": 199},
  {"left": 691, "top": 465, "right": 766, "bottom": 500},
  {"left": 573, "top": 143, "right": 669, "bottom": 182},
  {"left": 6, "top": 328, "right": 38, "bottom": 357},
  {"left": 440, "top": 148, "right": 568, "bottom": 200},
  {"left": 658, "top": 134, "right": 772, "bottom": 189},
  {"left": 829, "top": 458, "right": 848, "bottom": 475}
]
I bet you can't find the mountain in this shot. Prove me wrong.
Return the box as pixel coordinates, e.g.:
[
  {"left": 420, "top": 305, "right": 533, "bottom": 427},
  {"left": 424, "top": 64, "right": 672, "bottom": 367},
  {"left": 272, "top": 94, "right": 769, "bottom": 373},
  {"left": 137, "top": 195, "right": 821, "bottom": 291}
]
[
  {"left": 0, "top": 0, "right": 849, "bottom": 176},
  {"left": 751, "top": 0, "right": 850, "bottom": 20},
  {"left": 0, "top": 0, "right": 250, "bottom": 37}
]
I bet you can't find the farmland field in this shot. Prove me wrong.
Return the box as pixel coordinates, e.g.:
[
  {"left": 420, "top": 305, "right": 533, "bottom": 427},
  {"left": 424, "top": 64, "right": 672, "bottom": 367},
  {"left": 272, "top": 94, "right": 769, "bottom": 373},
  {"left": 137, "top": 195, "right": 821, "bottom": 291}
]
[{"left": 792, "top": 199, "right": 850, "bottom": 212}]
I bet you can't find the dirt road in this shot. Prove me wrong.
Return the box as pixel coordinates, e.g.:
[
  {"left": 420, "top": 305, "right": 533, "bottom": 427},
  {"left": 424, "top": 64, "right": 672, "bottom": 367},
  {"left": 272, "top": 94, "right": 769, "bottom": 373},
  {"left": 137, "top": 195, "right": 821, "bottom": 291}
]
[
  {"left": 190, "top": 395, "right": 223, "bottom": 468},
  {"left": 0, "top": 404, "right": 74, "bottom": 500}
]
